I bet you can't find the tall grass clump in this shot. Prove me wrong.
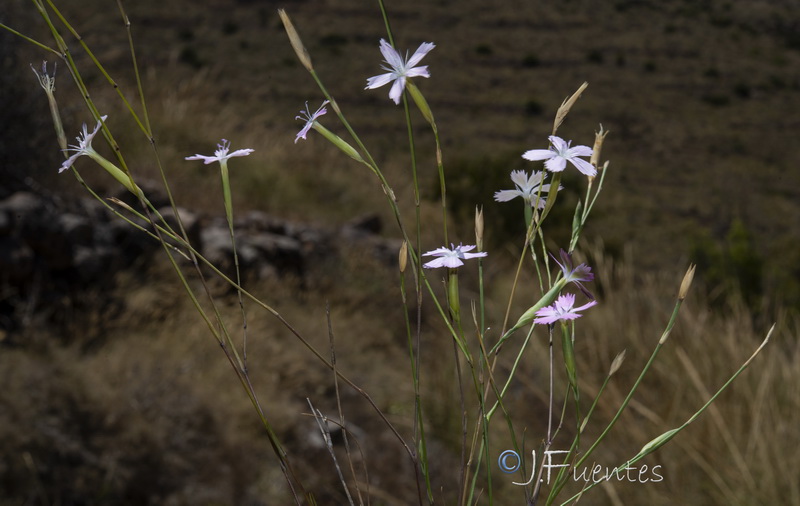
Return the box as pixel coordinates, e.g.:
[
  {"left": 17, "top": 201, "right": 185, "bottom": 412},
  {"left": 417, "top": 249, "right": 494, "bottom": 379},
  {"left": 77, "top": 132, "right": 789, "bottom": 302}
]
[{"left": 1, "top": 2, "right": 782, "bottom": 504}]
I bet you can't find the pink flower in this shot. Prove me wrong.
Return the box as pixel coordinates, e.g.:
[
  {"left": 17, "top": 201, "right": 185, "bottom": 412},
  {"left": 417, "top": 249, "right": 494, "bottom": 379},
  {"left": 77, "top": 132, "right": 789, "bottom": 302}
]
[
  {"left": 422, "top": 243, "right": 487, "bottom": 269},
  {"left": 533, "top": 293, "right": 597, "bottom": 324},
  {"left": 523, "top": 135, "right": 595, "bottom": 177},
  {"left": 552, "top": 249, "right": 594, "bottom": 299}
]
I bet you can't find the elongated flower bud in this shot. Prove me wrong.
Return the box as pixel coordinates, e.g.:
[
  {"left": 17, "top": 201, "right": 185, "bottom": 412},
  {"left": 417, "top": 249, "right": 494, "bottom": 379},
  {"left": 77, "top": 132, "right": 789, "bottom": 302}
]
[
  {"left": 447, "top": 269, "right": 460, "bottom": 321},
  {"left": 475, "top": 206, "right": 484, "bottom": 251},
  {"left": 553, "top": 81, "right": 588, "bottom": 135},
  {"left": 312, "top": 123, "right": 364, "bottom": 163},
  {"left": 510, "top": 277, "right": 568, "bottom": 332},
  {"left": 399, "top": 241, "right": 408, "bottom": 273},
  {"left": 406, "top": 81, "right": 435, "bottom": 128},
  {"left": 609, "top": 350, "right": 626, "bottom": 376},
  {"left": 679, "top": 264, "right": 696, "bottom": 301},
  {"left": 278, "top": 9, "right": 313, "bottom": 72},
  {"left": 590, "top": 124, "right": 609, "bottom": 169}
]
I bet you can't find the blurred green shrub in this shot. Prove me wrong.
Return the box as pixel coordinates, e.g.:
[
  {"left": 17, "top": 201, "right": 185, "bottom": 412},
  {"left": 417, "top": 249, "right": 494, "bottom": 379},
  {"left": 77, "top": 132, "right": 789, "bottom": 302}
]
[{"left": 690, "top": 218, "right": 763, "bottom": 309}]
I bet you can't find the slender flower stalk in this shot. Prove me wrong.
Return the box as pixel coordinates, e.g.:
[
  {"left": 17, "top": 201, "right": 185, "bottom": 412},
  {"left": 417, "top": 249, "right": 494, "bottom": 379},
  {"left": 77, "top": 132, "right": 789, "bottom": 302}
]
[
  {"left": 185, "top": 139, "right": 254, "bottom": 369},
  {"left": 366, "top": 38, "right": 435, "bottom": 105},
  {"left": 523, "top": 135, "right": 596, "bottom": 177}
]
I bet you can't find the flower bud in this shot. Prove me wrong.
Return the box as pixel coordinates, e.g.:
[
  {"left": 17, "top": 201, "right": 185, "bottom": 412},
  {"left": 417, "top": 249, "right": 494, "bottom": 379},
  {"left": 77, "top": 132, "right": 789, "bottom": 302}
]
[
  {"left": 590, "top": 124, "right": 609, "bottom": 169},
  {"left": 312, "top": 123, "right": 364, "bottom": 163},
  {"left": 475, "top": 206, "right": 484, "bottom": 251},
  {"left": 398, "top": 241, "right": 408, "bottom": 273},
  {"left": 679, "top": 264, "right": 696, "bottom": 301},
  {"left": 609, "top": 349, "right": 626, "bottom": 376},
  {"left": 406, "top": 82, "right": 435, "bottom": 128},
  {"left": 553, "top": 81, "right": 588, "bottom": 135},
  {"left": 278, "top": 10, "right": 314, "bottom": 72}
]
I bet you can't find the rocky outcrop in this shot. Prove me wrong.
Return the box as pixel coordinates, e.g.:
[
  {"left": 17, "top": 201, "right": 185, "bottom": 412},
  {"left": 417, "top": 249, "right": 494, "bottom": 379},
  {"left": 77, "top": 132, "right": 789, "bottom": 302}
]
[{"left": 0, "top": 183, "right": 397, "bottom": 342}]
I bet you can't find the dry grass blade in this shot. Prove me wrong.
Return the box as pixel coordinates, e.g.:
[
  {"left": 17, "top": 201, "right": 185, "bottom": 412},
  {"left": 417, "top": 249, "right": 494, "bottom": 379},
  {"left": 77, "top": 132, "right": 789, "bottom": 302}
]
[
  {"left": 306, "top": 398, "right": 355, "bottom": 506},
  {"left": 552, "top": 81, "right": 588, "bottom": 135}
]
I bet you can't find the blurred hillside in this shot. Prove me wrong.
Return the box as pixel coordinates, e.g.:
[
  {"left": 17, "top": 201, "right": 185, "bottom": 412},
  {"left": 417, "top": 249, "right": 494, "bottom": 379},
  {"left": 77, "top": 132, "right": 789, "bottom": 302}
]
[{"left": 5, "top": 0, "right": 800, "bottom": 309}]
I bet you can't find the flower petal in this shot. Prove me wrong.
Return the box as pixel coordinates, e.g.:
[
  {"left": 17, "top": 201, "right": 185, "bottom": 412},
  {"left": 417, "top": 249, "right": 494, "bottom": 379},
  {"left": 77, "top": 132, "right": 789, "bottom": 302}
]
[
  {"left": 566, "top": 145, "right": 593, "bottom": 158},
  {"left": 544, "top": 157, "right": 567, "bottom": 172},
  {"left": 509, "top": 170, "right": 529, "bottom": 188},
  {"left": 548, "top": 135, "right": 568, "bottom": 152},
  {"left": 185, "top": 154, "right": 217, "bottom": 164},
  {"left": 423, "top": 256, "right": 464, "bottom": 269},
  {"left": 295, "top": 122, "right": 313, "bottom": 143},
  {"left": 389, "top": 77, "right": 405, "bottom": 104},
  {"left": 574, "top": 300, "right": 598, "bottom": 312},
  {"left": 522, "top": 149, "right": 553, "bottom": 161},
  {"left": 378, "top": 39, "right": 404, "bottom": 70},
  {"left": 422, "top": 247, "right": 451, "bottom": 257},
  {"left": 366, "top": 72, "right": 395, "bottom": 90},
  {"left": 405, "top": 66, "right": 430, "bottom": 79},
  {"left": 59, "top": 152, "right": 82, "bottom": 173},
  {"left": 568, "top": 157, "right": 597, "bottom": 177},
  {"left": 494, "top": 189, "right": 522, "bottom": 202},
  {"left": 407, "top": 42, "right": 435, "bottom": 68},
  {"left": 228, "top": 148, "right": 255, "bottom": 158}
]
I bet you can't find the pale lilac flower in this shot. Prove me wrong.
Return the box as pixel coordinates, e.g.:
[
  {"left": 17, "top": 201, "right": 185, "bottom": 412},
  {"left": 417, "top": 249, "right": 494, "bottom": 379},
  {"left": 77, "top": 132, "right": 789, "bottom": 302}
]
[
  {"left": 552, "top": 249, "right": 595, "bottom": 299},
  {"left": 523, "top": 135, "right": 596, "bottom": 177},
  {"left": 533, "top": 293, "right": 597, "bottom": 324},
  {"left": 59, "top": 115, "right": 108, "bottom": 173},
  {"left": 365, "top": 38, "right": 435, "bottom": 105},
  {"left": 422, "top": 243, "right": 487, "bottom": 269},
  {"left": 185, "top": 139, "right": 253, "bottom": 164},
  {"left": 31, "top": 61, "right": 56, "bottom": 93},
  {"left": 494, "top": 170, "right": 560, "bottom": 209},
  {"left": 295, "top": 100, "right": 329, "bottom": 143}
]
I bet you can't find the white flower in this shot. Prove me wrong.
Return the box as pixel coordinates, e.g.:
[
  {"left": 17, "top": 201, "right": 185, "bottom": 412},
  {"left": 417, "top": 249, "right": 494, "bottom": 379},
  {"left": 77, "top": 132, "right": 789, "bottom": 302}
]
[
  {"left": 59, "top": 115, "right": 107, "bottom": 173},
  {"left": 422, "top": 243, "right": 487, "bottom": 269},
  {"left": 295, "top": 100, "right": 329, "bottom": 143},
  {"left": 494, "top": 170, "right": 560, "bottom": 209},
  {"left": 185, "top": 139, "right": 254, "bottom": 165},
  {"left": 365, "top": 38, "right": 435, "bottom": 105},
  {"left": 522, "top": 135, "right": 595, "bottom": 177}
]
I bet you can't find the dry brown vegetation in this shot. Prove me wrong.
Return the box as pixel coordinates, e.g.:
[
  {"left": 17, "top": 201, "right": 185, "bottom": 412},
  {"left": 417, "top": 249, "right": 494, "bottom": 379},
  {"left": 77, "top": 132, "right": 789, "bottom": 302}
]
[{"left": 2, "top": 0, "right": 799, "bottom": 504}]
